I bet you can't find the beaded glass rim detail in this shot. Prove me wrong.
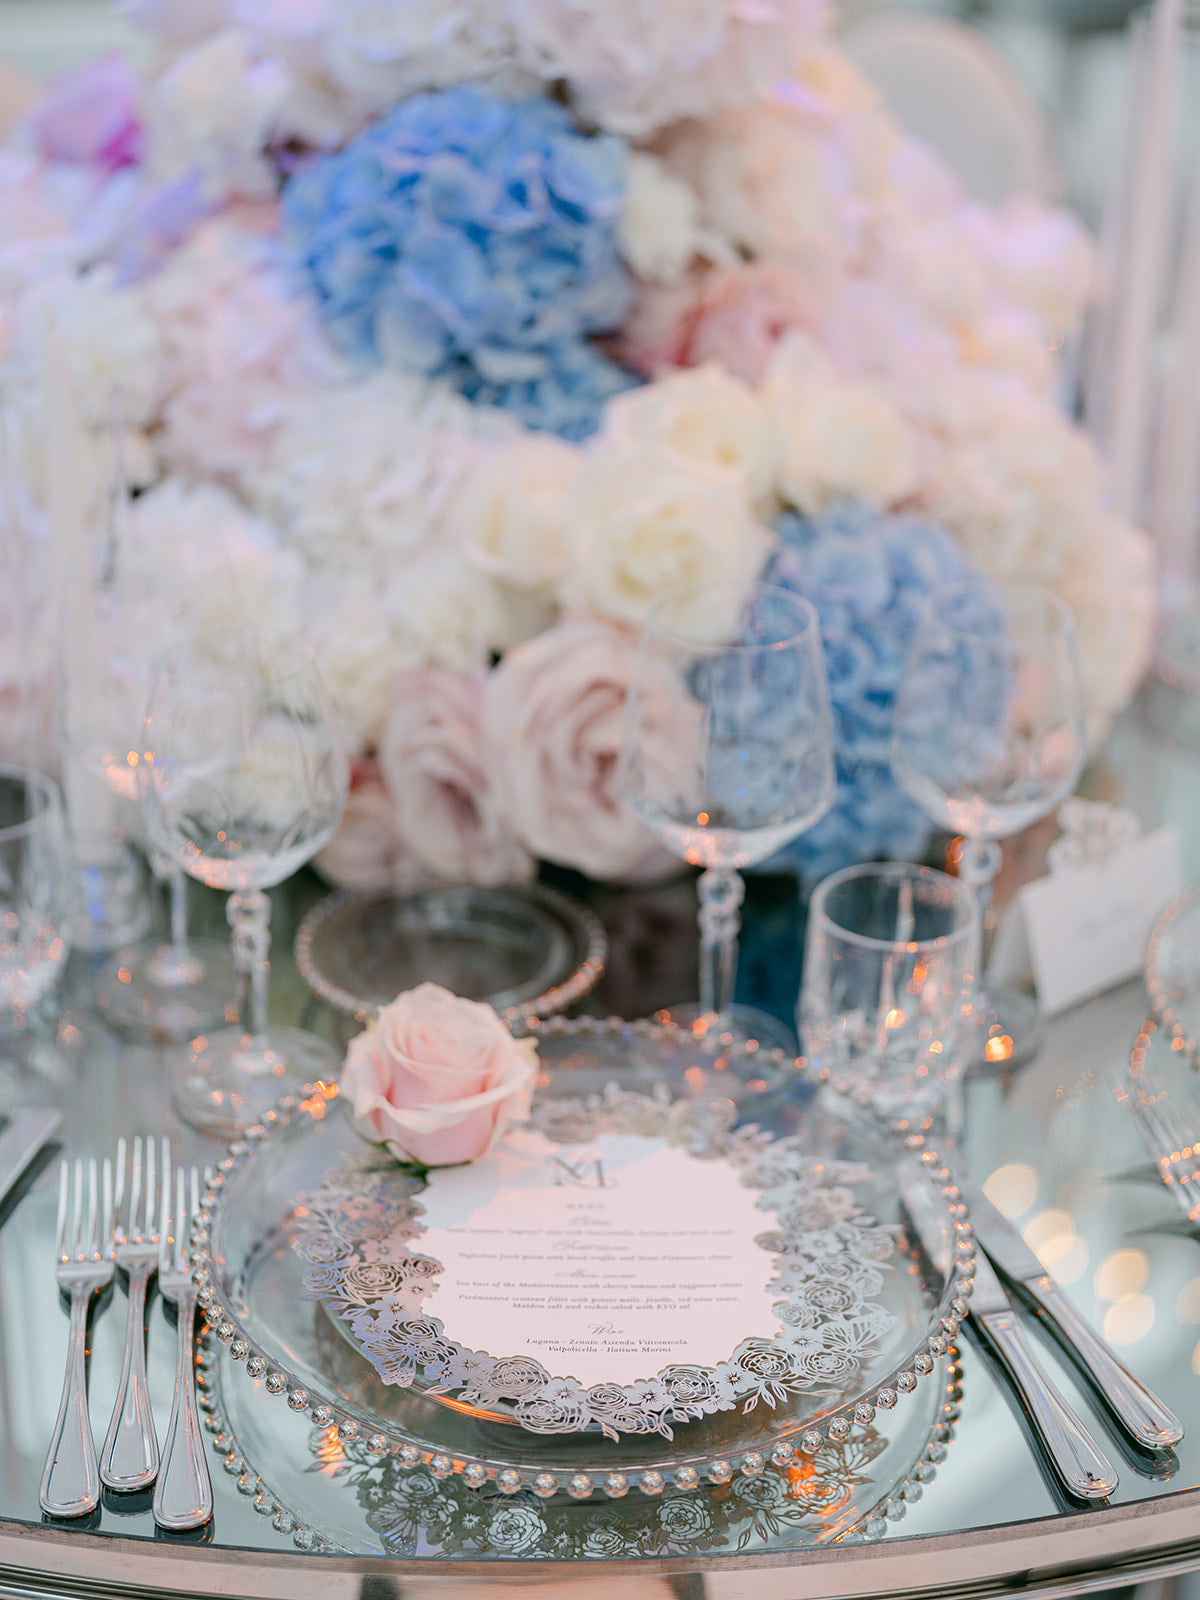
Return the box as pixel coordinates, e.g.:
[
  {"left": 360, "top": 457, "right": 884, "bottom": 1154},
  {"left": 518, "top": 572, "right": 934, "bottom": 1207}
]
[
  {"left": 293, "top": 883, "right": 608, "bottom": 1026},
  {"left": 188, "top": 1016, "right": 977, "bottom": 1500}
]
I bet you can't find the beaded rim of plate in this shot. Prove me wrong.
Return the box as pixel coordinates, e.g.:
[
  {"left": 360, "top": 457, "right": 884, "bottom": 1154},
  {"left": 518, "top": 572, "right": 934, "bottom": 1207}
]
[
  {"left": 188, "top": 1015, "right": 977, "bottom": 1503},
  {"left": 195, "top": 1326, "right": 964, "bottom": 1551},
  {"left": 293, "top": 884, "right": 609, "bottom": 1026},
  {"left": 1144, "top": 882, "right": 1200, "bottom": 1065}
]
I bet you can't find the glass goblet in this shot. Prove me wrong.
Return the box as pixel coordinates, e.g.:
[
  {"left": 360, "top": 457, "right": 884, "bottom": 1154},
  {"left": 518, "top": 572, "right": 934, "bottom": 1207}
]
[
  {"left": 890, "top": 577, "right": 1087, "bottom": 1067},
  {"left": 60, "top": 582, "right": 234, "bottom": 1040},
  {"left": 140, "top": 629, "right": 350, "bottom": 1134},
  {"left": 0, "top": 767, "right": 74, "bottom": 1040},
  {"left": 798, "top": 861, "right": 981, "bottom": 1133},
  {"left": 619, "top": 581, "right": 836, "bottom": 1051}
]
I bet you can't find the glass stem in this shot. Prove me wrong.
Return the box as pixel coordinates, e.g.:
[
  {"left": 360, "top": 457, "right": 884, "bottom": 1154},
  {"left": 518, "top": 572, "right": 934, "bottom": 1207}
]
[
  {"left": 168, "top": 867, "right": 190, "bottom": 959},
  {"left": 228, "top": 889, "right": 271, "bottom": 1042},
  {"left": 697, "top": 866, "right": 745, "bottom": 1020},
  {"left": 957, "top": 838, "right": 1002, "bottom": 922}
]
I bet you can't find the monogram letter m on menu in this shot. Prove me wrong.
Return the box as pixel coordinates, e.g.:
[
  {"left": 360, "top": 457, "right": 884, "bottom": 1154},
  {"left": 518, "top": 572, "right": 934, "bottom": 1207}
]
[{"left": 551, "top": 1154, "right": 608, "bottom": 1188}]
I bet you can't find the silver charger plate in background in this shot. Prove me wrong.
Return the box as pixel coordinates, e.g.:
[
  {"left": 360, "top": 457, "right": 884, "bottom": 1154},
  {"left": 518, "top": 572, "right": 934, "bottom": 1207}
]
[{"left": 294, "top": 883, "right": 607, "bottom": 1025}]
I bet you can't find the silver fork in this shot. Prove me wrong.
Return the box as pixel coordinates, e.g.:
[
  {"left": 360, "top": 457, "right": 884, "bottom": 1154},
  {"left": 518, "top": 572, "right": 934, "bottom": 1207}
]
[
  {"left": 100, "top": 1136, "right": 162, "bottom": 1491},
  {"left": 39, "top": 1157, "right": 114, "bottom": 1518},
  {"left": 1134, "top": 1095, "right": 1200, "bottom": 1222},
  {"left": 152, "top": 1156, "right": 212, "bottom": 1531}
]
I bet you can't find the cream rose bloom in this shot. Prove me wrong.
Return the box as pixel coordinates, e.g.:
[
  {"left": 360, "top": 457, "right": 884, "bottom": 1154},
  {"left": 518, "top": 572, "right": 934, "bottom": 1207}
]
[
  {"left": 601, "top": 363, "right": 776, "bottom": 514},
  {"left": 379, "top": 669, "right": 533, "bottom": 887},
  {"left": 483, "top": 617, "right": 661, "bottom": 878},
  {"left": 447, "top": 431, "right": 580, "bottom": 594},
  {"left": 617, "top": 152, "right": 706, "bottom": 286},
  {"left": 766, "top": 333, "right": 919, "bottom": 514},
  {"left": 560, "top": 444, "right": 774, "bottom": 636},
  {"left": 342, "top": 982, "right": 538, "bottom": 1167}
]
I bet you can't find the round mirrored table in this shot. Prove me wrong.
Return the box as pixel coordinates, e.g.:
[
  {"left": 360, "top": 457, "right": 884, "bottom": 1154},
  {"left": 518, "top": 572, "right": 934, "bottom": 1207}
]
[{"left": 2, "top": 696, "right": 1200, "bottom": 1600}]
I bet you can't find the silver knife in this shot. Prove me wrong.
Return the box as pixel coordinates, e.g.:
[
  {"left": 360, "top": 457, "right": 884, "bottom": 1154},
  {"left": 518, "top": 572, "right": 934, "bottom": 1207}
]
[
  {"left": 0, "top": 1109, "right": 62, "bottom": 1213},
  {"left": 966, "top": 1239, "right": 1119, "bottom": 1501},
  {"left": 958, "top": 1168, "right": 1183, "bottom": 1450}
]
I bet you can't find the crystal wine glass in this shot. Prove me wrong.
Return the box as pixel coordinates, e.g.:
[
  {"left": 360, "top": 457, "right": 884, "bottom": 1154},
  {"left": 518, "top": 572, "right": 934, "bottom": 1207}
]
[
  {"left": 0, "top": 767, "right": 74, "bottom": 1034},
  {"left": 890, "top": 577, "right": 1087, "bottom": 1067},
  {"left": 58, "top": 578, "right": 234, "bottom": 1039},
  {"left": 619, "top": 582, "right": 836, "bottom": 1051},
  {"left": 139, "top": 626, "right": 350, "bottom": 1134}
]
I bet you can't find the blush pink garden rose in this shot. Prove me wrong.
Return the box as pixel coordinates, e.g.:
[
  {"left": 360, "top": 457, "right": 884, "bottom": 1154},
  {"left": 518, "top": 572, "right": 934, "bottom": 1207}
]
[
  {"left": 341, "top": 982, "right": 539, "bottom": 1166},
  {"left": 483, "top": 616, "right": 684, "bottom": 880},
  {"left": 378, "top": 668, "right": 534, "bottom": 887},
  {"left": 313, "top": 759, "right": 427, "bottom": 893}
]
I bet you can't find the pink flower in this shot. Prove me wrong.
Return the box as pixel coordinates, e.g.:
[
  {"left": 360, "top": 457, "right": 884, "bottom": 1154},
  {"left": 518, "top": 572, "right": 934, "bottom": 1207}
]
[
  {"left": 341, "top": 982, "right": 538, "bottom": 1167},
  {"left": 28, "top": 56, "right": 143, "bottom": 173},
  {"left": 687, "top": 262, "right": 821, "bottom": 383},
  {"left": 313, "top": 760, "right": 424, "bottom": 893},
  {"left": 483, "top": 617, "right": 669, "bottom": 879},
  {"left": 616, "top": 263, "right": 819, "bottom": 385},
  {"left": 379, "top": 670, "right": 533, "bottom": 888}
]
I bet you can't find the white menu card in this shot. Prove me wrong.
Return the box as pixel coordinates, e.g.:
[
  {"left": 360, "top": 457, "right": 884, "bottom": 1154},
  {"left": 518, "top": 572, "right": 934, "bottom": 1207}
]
[{"left": 417, "top": 1129, "right": 779, "bottom": 1386}]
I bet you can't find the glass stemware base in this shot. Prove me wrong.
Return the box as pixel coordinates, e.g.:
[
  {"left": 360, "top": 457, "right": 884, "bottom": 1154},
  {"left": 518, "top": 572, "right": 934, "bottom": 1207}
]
[
  {"left": 171, "top": 1024, "right": 342, "bottom": 1137},
  {"left": 95, "top": 936, "right": 235, "bottom": 1041},
  {"left": 652, "top": 1000, "right": 798, "bottom": 1056},
  {"left": 967, "top": 984, "right": 1044, "bottom": 1075}
]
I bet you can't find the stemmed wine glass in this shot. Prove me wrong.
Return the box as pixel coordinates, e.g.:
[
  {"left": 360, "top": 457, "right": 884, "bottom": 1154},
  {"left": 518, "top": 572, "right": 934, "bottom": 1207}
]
[
  {"left": 619, "top": 581, "right": 836, "bottom": 1050},
  {"left": 890, "top": 576, "right": 1087, "bottom": 1066},
  {"left": 59, "top": 578, "right": 235, "bottom": 1039},
  {"left": 139, "top": 624, "right": 350, "bottom": 1134}
]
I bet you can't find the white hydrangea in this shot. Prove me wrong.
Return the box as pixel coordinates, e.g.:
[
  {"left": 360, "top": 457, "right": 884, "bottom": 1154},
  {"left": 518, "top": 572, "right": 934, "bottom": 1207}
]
[
  {"left": 140, "top": 30, "right": 289, "bottom": 202},
  {"left": 513, "top": 0, "right": 821, "bottom": 137},
  {"left": 144, "top": 215, "right": 343, "bottom": 488},
  {"left": 323, "top": 0, "right": 533, "bottom": 117},
  {"left": 245, "top": 375, "right": 504, "bottom": 580}
]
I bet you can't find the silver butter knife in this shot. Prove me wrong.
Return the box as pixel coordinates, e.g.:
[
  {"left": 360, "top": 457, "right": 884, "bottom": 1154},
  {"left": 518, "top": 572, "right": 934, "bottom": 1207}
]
[
  {"left": 958, "top": 1168, "right": 1183, "bottom": 1450},
  {"left": 966, "top": 1240, "right": 1119, "bottom": 1501},
  {"left": 0, "top": 1110, "right": 62, "bottom": 1214}
]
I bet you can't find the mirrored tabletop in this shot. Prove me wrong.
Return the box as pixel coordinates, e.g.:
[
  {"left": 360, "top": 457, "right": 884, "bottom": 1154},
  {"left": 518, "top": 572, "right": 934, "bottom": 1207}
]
[{"left": 2, "top": 696, "right": 1200, "bottom": 1599}]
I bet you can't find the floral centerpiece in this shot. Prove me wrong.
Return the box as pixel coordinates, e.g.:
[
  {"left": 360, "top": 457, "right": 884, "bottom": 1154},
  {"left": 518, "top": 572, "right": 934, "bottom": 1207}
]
[{"left": 0, "top": 0, "right": 1154, "bottom": 887}]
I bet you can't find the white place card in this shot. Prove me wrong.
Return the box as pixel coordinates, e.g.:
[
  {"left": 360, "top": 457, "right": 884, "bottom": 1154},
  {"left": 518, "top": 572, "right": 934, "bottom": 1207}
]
[
  {"left": 989, "top": 825, "right": 1182, "bottom": 1016},
  {"left": 417, "top": 1128, "right": 779, "bottom": 1387}
]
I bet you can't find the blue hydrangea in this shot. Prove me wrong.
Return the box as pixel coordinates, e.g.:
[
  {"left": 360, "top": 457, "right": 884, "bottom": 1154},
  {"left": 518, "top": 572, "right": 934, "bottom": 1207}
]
[
  {"left": 282, "top": 87, "right": 638, "bottom": 440},
  {"left": 761, "top": 501, "right": 973, "bottom": 884}
]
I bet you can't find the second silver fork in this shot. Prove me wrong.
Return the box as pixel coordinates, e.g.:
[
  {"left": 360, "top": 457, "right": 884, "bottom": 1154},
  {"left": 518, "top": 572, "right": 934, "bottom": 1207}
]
[{"left": 100, "top": 1136, "right": 163, "bottom": 1492}]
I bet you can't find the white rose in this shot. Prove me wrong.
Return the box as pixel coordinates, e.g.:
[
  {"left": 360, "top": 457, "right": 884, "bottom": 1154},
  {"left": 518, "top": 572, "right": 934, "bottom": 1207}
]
[
  {"left": 601, "top": 363, "right": 776, "bottom": 514},
  {"left": 766, "top": 334, "right": 919, "bottom": 514},
  {"left": 560, "top": 443, "right": 774, "bottom": 637},
  {"left": 617, "top": 152, "right": 704, "bottom": 286},
  {"left": 447, "top": 432, "right": 580, "bottom": 593}
]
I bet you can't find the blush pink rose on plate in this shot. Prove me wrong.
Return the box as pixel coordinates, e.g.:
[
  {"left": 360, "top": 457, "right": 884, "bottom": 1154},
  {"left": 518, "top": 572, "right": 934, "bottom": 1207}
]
[{"left": 342, "top": 982, "right": 539, "bottom": 1167}]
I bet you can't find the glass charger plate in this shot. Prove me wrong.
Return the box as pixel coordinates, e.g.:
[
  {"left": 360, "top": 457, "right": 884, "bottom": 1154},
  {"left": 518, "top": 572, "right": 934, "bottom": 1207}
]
[
  {"left": 193, "top": 1019, "right": 973, "bottom": 1501},
  {"left": 200, "top": 1323, "right": 963, "bottom": 1557},
  {"left": 293, "top": 884, "right": 607, "bottom": 1025},
  {"left": 1145, "top": 882, "right": 1200, "bottom": 1063}
]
